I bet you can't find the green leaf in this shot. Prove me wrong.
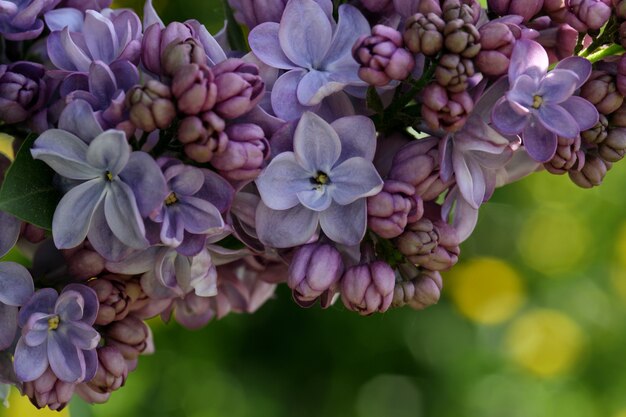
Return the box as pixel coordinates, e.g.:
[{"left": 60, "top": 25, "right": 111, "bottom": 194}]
[
  {"left": 0, "top": 134, "right": 61, "bottom": 230},
  {"left": 366, "top": 86, "right": 385, "bottom": 113},
  {"left": 222, "top": 0, "right": 248, "bottom": 52}
]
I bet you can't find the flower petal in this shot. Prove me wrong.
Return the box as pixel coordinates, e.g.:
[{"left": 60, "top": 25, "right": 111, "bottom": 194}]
[
  {"left": 47, "top": 29, "right": 90, "bottom": 72},
  {"left": 293, "top": 111, "right": 341, "bottom": 173},
  {"left": 31, "top": 129, "right": 100, "bottom": 180},
  {"left": 0, "top": 304, "right": 17, "bottom": 350},
  {"left": 509, "top": 39, "right": 548, "bottom": 81},
  {"left": 0, "top": 262, "right": 34, "bottom": 307},
  {"left": 18, "top": 288, "right": 57, "bottom": 327},
  {"left": 55, "top": 290, "right": 84, "bottom": 322},
  {"left": 536, "top": 103, "right": 579, "bottom": 138},
  {"left": 249, "top": 22, "right": 295, "bottom": 69},
  {"left": 66, "top": 321, "right": 100, "bottom": 350},
  {"left": 256, "top": 152, "right": 312, "bottom": 210},
  {"left": 270, "top": 69, "right": 312, "bottom": 121},
  {"left": 522, "top": 120, "right": 558, "bottom": 163},
  {"left": 322, "top": 4, "right": 370, "bottom": 68},
  {"left": 86, "top": 130, "right": 130, "bottom": 175},
  {"left": 255, "top": 202, "right": 319, "bottom": 248},
  {"left": 14, "top": 338, "right": 48, "bottom": 382},
  {"left": 331, "top": 115, "right": 376, "bottom": 163},
  {"left": 297, "top": 69, "right": 346, "bottom": 106},
  {"left": 104, "top": 181, "right": 148, "bottom": 249},
  {"left": 119, "top": 152, "right": 168, "bottom": 217},
  {"left": 319, "top": 200, "right": 366, "bottom": 245},
  {"left": 84, "top": 10, "right": 118, "bottom": 63},
  {"left": 58, "top": 99, "right": 104, "bottom": 143},
  {"left": 556, "top": 56, "right": 592, "bottom": 89},
  {"left": 329, "top": 157, "right": 383, "bottom": 205},
  {"left": 297, "top": 188, "right": 333, "bottom": 211},
  {"left": 88, "top": 197, "right": 137, "bottom": 261},
  {"left": 452, "top": 151, "right": 485, "bottom": 209},
  {"left": 491, "top": 97, "right": 529, "bottom": 135},
  {"left": 560, "top": 96, "right": 599, "bottom": 132},
  {"left": 48, "top": 330, "right": 84, "bottom": 382},
  {"left": 178, "top": 196, "right": 225, "bottom": 234},
  {"left": 63, "top": 284, "right": 99, "bottom": 325},
  {"left": 82, "top": 347, "right": 98, "bottom": 382},
  {"left": 538, "top": 69, "right": 578, "bottom": 104}
]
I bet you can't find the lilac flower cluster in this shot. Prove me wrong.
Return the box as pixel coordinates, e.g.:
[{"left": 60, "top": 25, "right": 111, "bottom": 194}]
[{"left": 0, "top": 0, "right": 624, "bottom": 409}]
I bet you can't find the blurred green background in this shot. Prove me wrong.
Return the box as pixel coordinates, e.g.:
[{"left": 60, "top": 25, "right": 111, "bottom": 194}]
[{"left": 5, "top": 1, "right": 626, "bottom": 416}]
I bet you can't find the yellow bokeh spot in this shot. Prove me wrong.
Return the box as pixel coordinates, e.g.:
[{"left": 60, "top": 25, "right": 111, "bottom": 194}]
[
  {"left": 505, "top": 309, "right": 585, "bottom": 378},
  {"left": 6, "top": 387, "right": 69, "bottom": 417},
  {"left": 612, "top": 410, "right": 626, "bottom": 417},
  {"left": 610, "top": 265, "right": 626, "bottom": 304},
  {"left": 614, "top": 222, "right": 626, "bottom": 269},
  {"left": 517, "top": 209, "right": 590, "bottom": 276},
  {"left": 0, "top": 133, "right": 14, "bottom": 160},
  {"left": 446, "top": 257, "right": 526, "bottom": 325}
]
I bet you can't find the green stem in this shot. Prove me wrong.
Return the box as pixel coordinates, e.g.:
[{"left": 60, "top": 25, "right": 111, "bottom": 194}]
[{"left": 586, "top": 44, "right": 625, "bottom": 64}]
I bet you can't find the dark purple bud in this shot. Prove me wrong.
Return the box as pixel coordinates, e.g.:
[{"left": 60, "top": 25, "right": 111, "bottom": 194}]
[
  {"left": 341, "top": 261, "right": 396, "bottom": 315},
  {"left": 212, "top": 58, "right": 265, "bottom": 119},
  {"left": 177, "top": 112, "right": 229, "bottom": 163},
  {"left": 421, "top": 82, "right": 474, "bottom": 132},
  {"left": 435, "top": 53, "right": 476, "bottom": 93},
  {"left": 616, "top": 0, "right": 626, "bottom": 19},
  {"left": 88, "top": 275, "right": 143, "bottom": 326},
  {"left": 0, "top": 62, "right": 46, "bottom": 125},
  {"left": 172, "top": 63, "right": 218, "bottom": 115},
  {"left": 568, "top": 153, "right": 611, "bottom": 187},
  {"left": 391, "top": 267, "right": 442, "bottom": 310},
  {"left": 20, "top": 222, "right": 46, "bottom": 243},
  {"left": 403, "top": 13, "right": 445, "bottom": 56},
  {"left": 227, "top": 0, "right": 288, "bottom": 28},
  {"left": 63, "top": 244, "right": 106, "bottom": 281},
  {"left": 367, "top": 180, "right": 423, "bottom": 239},
  {"left": 211, "top": 123, "right": 269, "bottom": 181},
  {"left": 442, "top": 19, "right": 481, "bottom": 58},
  {"left": 544, "top": 135, "right": 585, "bottom": 174},
  {"left": 288, "top": 243, "right": 344, "bottom": 308},
  {"left": 85, "top": 346, "right": 128, "bottom": 394},
  {"left": 581, "top": 114, "right": 609, "bottom": 144},
  {"left": 563, "top": 0, "right": 611, "bottom": 31},
  {"left": 581, "top": 71, "right": 624, "bottom": 115},
  {"left": 476, "top": 21, "right": 519, "bottom": 77},
  {"left": 442, "top": 0, "right": 481, "bottom": 24},
  {"left": 104, "top": 315, "right": 153, "bottom": 361},
  {"left": 162, "top": 38, "right": 207, "bottom": 77},
  {"left": 141, "top": 22, "right": 195, "bottom": 76},
  {"left": 22, "top": 367, "right": 75, "bottom": 411},
  {"left": 611, "top": 103, "right": 626, "bottom": 127},
  {"left": 617, "top": 54, "right": 626, "bottom": 97},
  {"left": 127, "top": 80, "right": 176, "bottom": 132},
  {"left": 529, "top": 17, "right": 579, "bottom": 63},
  {"left": 353, "top": 25, "right": 415, "bottom": 87},
  {"left": 488, "top": 0, "right": 544, "bottom": 22},
  {"left": 359, "top": 0, "right": 393, "bottom": 12},
  {"left": 395, "top": 218, "right": 460, "bottom": 271},
  {"left": 599, "top": 127, "right": 626, "bottom": 162}
]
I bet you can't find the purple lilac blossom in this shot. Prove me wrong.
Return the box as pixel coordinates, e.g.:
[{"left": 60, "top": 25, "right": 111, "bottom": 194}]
[
  {"left": 0, "top": 0, "right": 60, "bottom": 40},
  {"left": 248, "top": 0, "right": 370, "bottom": 120},
  {"left": 0, "top": 61, "right": 47, "bottom": 125},
  {"left": 31, "top": 129, "right": 167, "bottom": 260},
  {"left": 255, "top": 112, "right": 383, "bottom": 247},
  {"left": 0, "top": 262, "right": 34, "bottom": 350},
  {"left": 14, "top": 284, "right": 100, "bottom": 383},
  {"left": 491, "top": 39, "right": 598, "bottom": 162}
]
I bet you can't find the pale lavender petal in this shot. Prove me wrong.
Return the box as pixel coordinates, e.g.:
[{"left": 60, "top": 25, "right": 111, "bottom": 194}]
[
  {"left": 86, "top": 130, "right": 130, "bottom": 175},
  {"left": 160, "top": 210, "right": 184, "bottom": 247},
  {"left": 322, "top": 4, "right": 370, "bottom": 68},
  {"left": 536, "top": 103, "right": 579, "bottom": 138},
  {"left": 104, "top": 181, "right": 148, "bottom": 249},
  {"left": 319, "top": 200, "right": 366, "bottom": 245},
  {"left": 509, "top": 39, "right": 548, "bottom": 81},
  {"left": 329, "top": 157, "right": 383, "bottom": 205},
  {"left": 297, "top": 188, "right": 333, "bottom": 211},
  {"left": 279, "top": 0, "right": 332, "bottom": 68},
  {"left": 560, "top": 96, "right": 599, "bottom": 132},
  {"left": 55, "top": 290, "right": 84, "bottom": 322},
  {"left": 48, "top": 331, "right": 84, "bottom": 382},
  {"left": 256, "top": 152, "right": 312, "bottom": 210},
  {"left": 31, "top": 130, "right": 100, "bottom": 180},
  {"left": 53, "top": 179, "right": 106, "bottom": 249},
  {"left": 155, "top": 247, "right": 179, "bottom": 289},
  {"left": 63, "top": 284, "right": 98, "bottom": 325},
  {"left": 47, "top": 30, "right": 82, "bottom": 72},
  {"left": 0, "top": 304, "right": 17, "bottom": 350},
  {"left": 255, "top": 202, "right": 319, "bottom": 248},
  {"left": 88, "top": 203, "right": 136, "bottom": 261},
  {"left": 60, "top": 28, "right": 91, "bottom": 71},
  {"left": 185, "top": 20, "right": 227, "bottom": 65},
  {"left": 539, "top": 69, "right": 579, "bottom": 104},
  {"left": 119, "top": 152, "right": 168, "bottom": 217},
  {"left": 293, "top": 111, "right": 341, "bottom": 172},
  {"left": 452, "top": 152, "right": 485, "bottom": 209},
  {"left": 167, "top": 165, "right": 204, "bottom": 196},
  {"left": 442, "top": 187, "right": 478, "bottom": 243},
  {"left": 24, "top": 328, "right": 48, "bottom": 347},
  {"left": 297, "top": 69, "right": 345, "bottom": 106},
  {"left": 331, "top": 115, "right": 376, "bottom": 163},
  {"left": 88, "top": 61, "right": 117, "bottom": 108},
  {"left": 14, "top": 338, "right": 48, "bottom": 382},
  {"left": 58, "top": 99, "right": 104, "bottom": 143},
  {"left": 196, "top": 169, "right": 235, "bottom": 214},
  {"left": 143, "top": 0, "right": 164, "bottom": 28},
  {"left": 556, "top": 56, "right": 591, "bottom": 88},
  {"left": 178, "top": 196, "right": 225, "bottom": 233},
  {"left": 84, "top": 10, "right": 117, "bottom": 62},
  {"left": 271, "top": 69, "right": 311, "bottom": 121},
  {"left": 491, "top": 97, "right": 529, "bottom": 135},
  {"left": 18, "top": 288, "right": 57, "bottom": 327},
  {"left": 45, "top": 8, "right": 84, "bottom": 32},
  {"left": 507, "top": 74, "right": 536, "bottom": 108},
  {"left": 66, "top": 321, "right": 100, "bottom": 350},
  {"left": 105, "top": 246, "right": 158, "bottom": 275},
  {"left": 82, "top": 348, "right": 97, "bottom": 382},
  {"left": 0, "top": 262, "right": 33, "bottom": 306},
  {"left": 522, "top": 120, "right": 558, "bottom": 162},
  {"left": 249, "top": 22, "right": 295, "bottom": 69}
]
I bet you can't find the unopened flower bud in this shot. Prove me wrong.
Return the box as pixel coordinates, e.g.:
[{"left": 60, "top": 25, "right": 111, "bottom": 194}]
[
  {"left": 341, "top": 261, "right": 395, "bottom": 315},
  {"left": 227, "top": 0, "right": 288, "bottom": 28},
  {"left": 23, "top": 367, "right": 75, "bottom": 411},
  {"left": 443, "top": 19, "right": 481, "bottom": 58},
  {"left": 442, "top": 0, "right": 481, "bottom": 23},
  {"left": 421, "top": 82, "right": 474, "bottom": 132},
  {"left": 288, "top": 243, "right": 344, "bottom": 307},
  {"left": 104, "top": 315, "right": 153, "bottom": 361},
  {"left": 581, "top": 114, "right": 609, "bottom": 144},
  {"left": 395, "top": 218, "right": 460, "bottom": 270},
  {"left": 212, "top": 58, "right": 265, "bottom": 119},
  {"left": 172, "top": 63, "right": 218, "bottom": 115},
  {"left": 88, "top": 276, "right": 143, "bottom": 326},
  {"left": 391, "top": 268, "right": 442, "bottom": 310},
  {"left": 488, "top": 0, "right": 544, "bottom": 22},
  {"left": 476, "top": 20, "right": 520, "bottom": 77},
  {"left": 599, "top": 127, "right": 626, "bottom": 162},
  {"left": 569, "top": 153, "right": 611, "bottom": 187},
  {"left": 367, "top": 180, "right": 422, "bottom": 239},
  {"left": 86, "top": 346, "right": 128, "bottom": 394},
  {"left": 435, "top": 54, "right": 476, "bottom": 93},
  {"left": 162, "top": 38, "right": 207, "bottom": 76},
  {"left": 559, "top": 0, "right": 611, "bottom": 32},
  {"left": 20, "top": 222, "right": 46, "bottom": 243},
  {"left": 210, "top": 123, "right": 269, "bottom": 181},
  {"left": 177, "top": 112, "right": 228, "bottom": 163},
  {"left": 127, "top": 80, "right": 176, "bottom": 132},
  {"left": 404, "top": 13, "right": 445, "bottom": 56},
  {"left": 544, "top": 135, "right": 585, "bottom": 174},
  {"left": 63, "top": 246, "right": 106, "bottom": 280},
  {"left": 617, "top": 54, "right": 626, "bottom": 97},
  {"left": 581, "top": 71, "right": 624, "bottom": 115},
  {"left": 0, "top": 62, "right": 46, "bottom": 124}
]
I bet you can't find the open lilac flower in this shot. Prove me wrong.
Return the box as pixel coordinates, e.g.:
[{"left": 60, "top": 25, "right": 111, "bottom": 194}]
[
  {"left": 14, "top": 284, "right": 100, "bottom": 383},
  {"left": 31, "top": 129, "right": 167, "bottom": 260},
  {"left": 0, "top": 262, "right": 34, "bottom": 350},
  {"left": 491, "top": 39, "right": 598, "bottom": 162},
  {"left": 249, "top": 0, "right": 370, "bottom": 119},
  {"left": 0, "top": 0, "right": 60, "bottom": 40},
  {"left": 255, "top": 112, "right": 383, "bottom": 247}
]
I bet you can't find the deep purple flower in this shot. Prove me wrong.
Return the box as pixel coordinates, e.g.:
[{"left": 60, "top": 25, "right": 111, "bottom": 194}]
[
  {"left": 0, "top": 262, "right": 34, "bottom": 350},
  {"left": 249, "top": 0, "right": 370, "bottom": 120},
  {"left": 0, "top": 61, "right": 47, "bottom": 125},
  {"left": 31, "top": 129, "right": 167, "bottom": 260},
  {"left": 0, "top": 0, "right": 60, "bottom": 40},
  {"left": 491, "top": 39, "right": 598, "bottom": 162},
  {"left": 14, "top": 284, "right": 100, "bottom": 383},
  {"left": 255, "top": 112, "right": 383, "bottom": 247}
]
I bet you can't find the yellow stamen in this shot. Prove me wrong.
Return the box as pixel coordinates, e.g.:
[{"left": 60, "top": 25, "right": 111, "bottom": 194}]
[
  {"left": 48, "top": 316, "right": 60, "bottom": 331},
  {"left": 315, "top": 173, "right": 329, "bottom": 185},
  {"left": 532, "top": 95, "right": 543, "bottom": 109},
  {"left": 165, "top": 192, "right": 178, "bottom": 206},
  {"left": 105, "top": 171, "right": 113, "bottom": 181}
]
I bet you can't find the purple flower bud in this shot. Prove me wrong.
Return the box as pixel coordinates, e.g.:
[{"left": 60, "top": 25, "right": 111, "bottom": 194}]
[
  {"left": 211, "top": 123, "right": 270, "bottom": 181},
  {"left": 617, "top": 55, "right": 626, "bottom": 97},
  {"left": 612, "top": 102, "right": 626, "bottom": 128},
  {"left": 127, "top": 80, "right": 176, "bottom": 132},
  {"left": 62, "top": 243, "right": 105, "bottom": 280},
  {"left": 341, "top": 261, "right": 395, "bottom": 315},
  {"left": 20, "top": 222, "right": 46, "bottom": 243},
  {"left": 488, "top": 0, "right": 544, "bottom": 22},
  {"left": 367, "top": 180, "right": 423, "bottom": 239},
  {"left": 544, "top": 135, "right": 585, "bottom": 174},
  {"left": 142, "top": 22, "right": 195, "bottom": 76},
  {"left": 212, "top": 58, "right": 265, "bottom": 119},
  {"left": 391, "top": 267, "right": 442, "bottom": 310},
  {"left": 0, "top": 0, "right": 60, "bottom": 40},
  {"left": 22, "top": 367, "right": 75, "bottom": 411},
  {"left": 103, "top": 315, "right": 153, "bottom": 361},
  {"left": 442, "top": 0, "right": 481, "bottom": 24},
  {"left": 530, "top": 18, "right": 579, "bottom": 63},
  {"left": 569, "top": 152, "right": 611, "bottom": 187},
  {"left": 581, "top": 71, "right": 624, "bottom": 115},
  {"left": 582, "top": 114, "right": 609, "bottom": 144},
  {"left": 556, "top": 0, "right": 611, "bottom": 31},
  {"left": 360, "top": 0, "right": 393, "bottom": 12},
  {"left": 172, "top": 63, "right": 218, "bottom": 115},
  {"left": 85, "top": 346, "right": 128, "bottom": 394},
  {"left": 403, "top": 13, "right": 445, "bottom": 56},
  {"left": 353, "top": 25, "right": 415, "bottom": 86},
  {"left": 421, "top": 82, "right": 474, "bottom": 132},
  {"left": 435, "top": 53, "right": 476, "bottom": 93},
  {"left": 476, "top": 21, "right": 519, "bottom": 77},
  {"left": 288, "top": 243, "right": 344, "bottom": 307},
  {"left": 88, "top": 276, "right": 142, "bottom": 326},
  {"left": 227, "top": 0, "right": 288, "bottom": 28},
  {"left": 599, "top": 127, "right": 626, "bottom": 162},
  {"left": 0, "top": 61, "right": 46, "bottom": 125},
  {"left": 177, "top": 112, "right": 229, "bottom": 163},
  {"left": 442, "top": 18, "right": 481, "bottom": 59},
  {"left": 395, "top": 217, "right": 460, "bottom": 271},
  {"left": 162, "top": 38, "right": 207, "bottom": 77}
]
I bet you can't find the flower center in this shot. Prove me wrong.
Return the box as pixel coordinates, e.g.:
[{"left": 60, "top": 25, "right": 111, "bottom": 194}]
[
  {"left": 311, "top": 171, "right": 330, "bottom": 190},
  {"left": 48, "top": 315, "right": 60, "bottom": 331},
  {"left": 532, "top": 95, "right": 543, "bottom": 109},
  {"left": 104, "top": 171, "right": 113, "bottom": 181},
  {"left": 165, "top": 192, "right": 178, "bottom": 206}
]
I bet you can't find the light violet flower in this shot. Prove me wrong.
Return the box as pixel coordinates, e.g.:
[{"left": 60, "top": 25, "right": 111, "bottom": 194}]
[
  {"left": 14, "top": 284, "right": 100, "bottom": 383},
  {"left": 491, "top": 39, "right": 598, "bottom": 162},
  {"left": 0, "top": 0, "right": 60, "bottom": 40},
  {"left": 31, "top": 129, "right": 167, "bottom": 260},
  {"left": 255, "top": 112, "right": 383, "bottom": 247},
  {"left": 0, "top": 262, "right": 34, "bottom": 351},
  {"left": 248, "top": 0, "right": 370, "bottom": 119}
]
